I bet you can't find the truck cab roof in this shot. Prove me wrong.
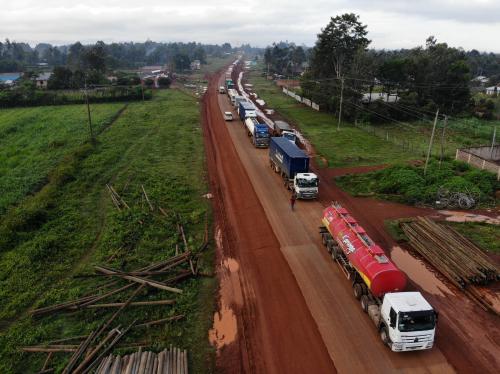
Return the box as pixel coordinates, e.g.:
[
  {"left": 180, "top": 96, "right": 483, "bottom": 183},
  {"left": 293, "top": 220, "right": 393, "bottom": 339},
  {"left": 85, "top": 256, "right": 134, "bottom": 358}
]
[
  {"left": 385, "top": 292, "right": 433, "bottom": 312},
  {"left": 296, "top": 172, "right": 317, "bottom": 180}
]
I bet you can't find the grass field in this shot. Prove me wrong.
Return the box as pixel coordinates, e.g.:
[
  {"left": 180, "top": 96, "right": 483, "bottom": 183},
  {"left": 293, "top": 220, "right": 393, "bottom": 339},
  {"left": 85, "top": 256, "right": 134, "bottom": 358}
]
[
  {"left": 0, "top": 103, "right": 126, "bottom": 214},
  {"left": 0, "top": 89, "right": 215, "bottom": 373},
  {"left": 445, "top": 222, "right": 500, "bottom": 254},
  {"left": 248, "top": 69, "right": 416, "bottom": 167},
  {"left": 247, "top": 67, "right": 499, "bottom": 167}
]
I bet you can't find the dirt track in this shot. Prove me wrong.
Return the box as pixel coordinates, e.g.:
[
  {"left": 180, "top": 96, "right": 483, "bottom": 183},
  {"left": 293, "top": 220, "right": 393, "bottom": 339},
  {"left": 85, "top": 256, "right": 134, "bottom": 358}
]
[
  {"left": 202, "top": 72, "right": 335, "bottom": 373},
  {"left": 204, "top": 63, "right": 500, "bottom": 373}
]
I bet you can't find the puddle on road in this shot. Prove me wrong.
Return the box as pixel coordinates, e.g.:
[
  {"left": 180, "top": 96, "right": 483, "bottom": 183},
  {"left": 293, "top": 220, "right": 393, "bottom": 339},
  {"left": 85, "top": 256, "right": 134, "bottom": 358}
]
[
  {"left": 439, "top": 210, "right": 500, "bottom": 225},
  {"left": 209, "top": 302, "right": 238, "bottom": 351},
  {"left": 391, "top": 246, "right": 453, "bottom": 297},
  {"left": 209, "top": 225, "right": 240, "bottom": 352}
]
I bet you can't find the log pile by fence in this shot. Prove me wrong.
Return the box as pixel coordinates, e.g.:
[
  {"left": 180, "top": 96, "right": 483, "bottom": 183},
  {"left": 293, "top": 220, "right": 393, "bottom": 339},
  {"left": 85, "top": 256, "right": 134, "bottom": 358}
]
[
  {"left": 95, "top": 347, "right": 188, "bottom": 374},
  {"left": 401, "top": 217, "right": 500, "bottom": 314}
]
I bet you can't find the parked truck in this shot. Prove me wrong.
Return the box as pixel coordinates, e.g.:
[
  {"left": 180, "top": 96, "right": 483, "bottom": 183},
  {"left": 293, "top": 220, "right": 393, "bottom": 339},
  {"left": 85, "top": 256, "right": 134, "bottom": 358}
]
[
  {"left": 272, "top": 120, "right": 297, "bottom": 143},
  {"left": 238, "top": 101, "right": 257, "bottom": 120},
  {"left": 244, "top": 117, "right": 270, "bottom": 148},
  {"left": 234, "top": 95, "right": 246, "bottom": 109},
  {"left": 269, "top": 137, "right": 319, "bottom": 199},
  {"left": 319, "top": 202, "right": 437, "bottom": 352},
  {"left": 227, "top": 89, "right": 238, "bottom": 105},
  {"left": 225, "top": 79, "right": 234, "bottom": 90}
]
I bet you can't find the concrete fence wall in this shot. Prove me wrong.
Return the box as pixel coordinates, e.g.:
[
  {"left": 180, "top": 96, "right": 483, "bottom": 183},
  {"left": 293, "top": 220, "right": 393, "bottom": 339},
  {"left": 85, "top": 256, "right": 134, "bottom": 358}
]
[
  {"left": 456, "top": 146, "right": 500, "bottom": 180},
  {"left": 282, "top": 87, "right": 320, "bottom": 111}
]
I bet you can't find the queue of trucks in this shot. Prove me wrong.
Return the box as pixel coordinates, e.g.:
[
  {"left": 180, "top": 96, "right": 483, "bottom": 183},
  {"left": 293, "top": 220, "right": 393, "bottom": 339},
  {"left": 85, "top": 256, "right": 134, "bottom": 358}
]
[
  {"left": 221, "top": 61, "right": 437, "bottom": 352},
  {"left": 222, "top": 73, "right": 319, "bottom": 199}
]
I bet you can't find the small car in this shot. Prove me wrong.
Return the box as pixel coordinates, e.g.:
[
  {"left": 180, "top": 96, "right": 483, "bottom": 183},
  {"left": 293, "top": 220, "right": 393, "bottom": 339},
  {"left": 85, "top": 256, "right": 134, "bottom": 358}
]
[{"left": 223, "top": 112, "right": 233, "bottom": 121}]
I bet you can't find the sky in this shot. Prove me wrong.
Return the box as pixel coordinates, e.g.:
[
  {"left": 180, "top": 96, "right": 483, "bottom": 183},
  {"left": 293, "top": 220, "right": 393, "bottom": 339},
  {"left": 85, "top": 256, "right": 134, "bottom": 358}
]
[{"left": 1, "top": 0, "right": 499, "bottom": 52}]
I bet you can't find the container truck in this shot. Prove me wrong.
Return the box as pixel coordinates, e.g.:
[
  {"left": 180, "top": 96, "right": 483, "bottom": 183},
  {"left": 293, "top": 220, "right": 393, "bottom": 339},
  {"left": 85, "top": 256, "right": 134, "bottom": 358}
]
[
  {"left": 272, "top": 120, "right": 296, "bottom": 143},
  {"left": 225, "top": 79, "right": 234, "bottom": 89},
  {"left": 269, "top": 137, "right": 319, "bottom": 199},
  {"left": 234, "top": 95, "right": 246, "bottom": 109},
  {"left": 244, "top": 117, "right": 270, "bottom": 148},
  {"left": 319, "top": 202, "right": 437, "bottom": 352},
  {"left": 227, "top": 89, "right": 238, "bottom": 105},
  {"left": 238, "top": 101, "right": 257, "bottom": 120}
]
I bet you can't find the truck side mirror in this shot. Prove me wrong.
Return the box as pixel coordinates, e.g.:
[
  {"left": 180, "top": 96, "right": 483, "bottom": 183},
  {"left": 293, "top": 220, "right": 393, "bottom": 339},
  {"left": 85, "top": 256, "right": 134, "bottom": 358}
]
[{"left": 389, "top": 308, "right": 397, "bottom": 328}]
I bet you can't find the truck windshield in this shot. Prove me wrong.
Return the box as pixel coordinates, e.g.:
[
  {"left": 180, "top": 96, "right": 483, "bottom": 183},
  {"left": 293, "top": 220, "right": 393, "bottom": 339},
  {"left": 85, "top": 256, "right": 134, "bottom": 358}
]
[
  {"left": 256, "top": 131, "right": 269, "bottom": 138},
  {"left": 398, "top": 311, "right": 435, "bottom": 332},
  {"left": 297, "top": 178, "right": 318, "bottom": 188}
]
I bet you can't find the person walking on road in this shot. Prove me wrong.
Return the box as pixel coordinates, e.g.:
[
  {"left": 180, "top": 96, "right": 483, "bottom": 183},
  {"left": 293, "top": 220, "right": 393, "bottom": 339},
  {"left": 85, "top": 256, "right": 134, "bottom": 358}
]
[{"left": 290, "top": 192, "right": 297, "bottom": 211}]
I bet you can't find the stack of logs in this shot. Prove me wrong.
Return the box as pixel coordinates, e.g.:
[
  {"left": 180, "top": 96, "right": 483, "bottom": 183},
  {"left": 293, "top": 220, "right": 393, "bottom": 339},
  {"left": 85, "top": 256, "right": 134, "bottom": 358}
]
[
  {"left": 401, "top": 217, "right": 499, "bottom": 314},
  {"left": 95, "top": 347, "right": 188, "bottom": 374}
]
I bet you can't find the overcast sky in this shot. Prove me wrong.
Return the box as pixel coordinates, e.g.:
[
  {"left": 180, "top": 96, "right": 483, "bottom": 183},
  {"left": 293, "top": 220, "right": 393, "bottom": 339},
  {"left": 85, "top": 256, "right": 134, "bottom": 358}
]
[{"left": 1, "top": 0, "right": 499, "bottom": 52}]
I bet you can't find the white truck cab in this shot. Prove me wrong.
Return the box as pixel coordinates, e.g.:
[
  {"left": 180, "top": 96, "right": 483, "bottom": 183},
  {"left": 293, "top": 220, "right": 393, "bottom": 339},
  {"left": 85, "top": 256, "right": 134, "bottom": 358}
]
[
  {"left": 219, "top": 86, "right": 226, "bottom": 94},
  {"left": 378, "top": 292, "right": 436, "bottom": 352},
  {"left": 282, "top": 130, "right": 297, "bottom": 144},
  {"left": 293, "top": 172, "right": 319, "bottom": 199}
]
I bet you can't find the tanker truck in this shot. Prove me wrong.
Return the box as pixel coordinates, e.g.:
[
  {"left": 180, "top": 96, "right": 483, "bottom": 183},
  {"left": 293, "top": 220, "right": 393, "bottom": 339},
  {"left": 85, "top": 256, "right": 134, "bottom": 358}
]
[
  {"left": 269, "top": 137, "right": 318, "bottom": 199},
  {"left": 244, "top": 117, "right": 270, "bottom": 148},
  {"left": 320, "top": 202, "right": 437, "bottom": 352}
]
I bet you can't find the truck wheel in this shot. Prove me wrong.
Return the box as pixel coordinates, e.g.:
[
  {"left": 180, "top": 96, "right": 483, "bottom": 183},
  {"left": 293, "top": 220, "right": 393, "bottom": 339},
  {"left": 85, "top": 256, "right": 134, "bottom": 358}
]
[
  {"left": 360, "top": 283, "right": 368, "bottom": 296},
  {"left": 353, "top": 283, "right": 363, "bottom": 300},
  {"left": 326, "top": 240, "right": 334, "bottom": 253},
  {"left": 360, "top": 295, "right": 369, "bottom": 313},
  {"left": 331, "top": 246, "right": 340, "bottom": 260},
  {"left": 380, "top": 327, "right": 390, "bottom": 346}
]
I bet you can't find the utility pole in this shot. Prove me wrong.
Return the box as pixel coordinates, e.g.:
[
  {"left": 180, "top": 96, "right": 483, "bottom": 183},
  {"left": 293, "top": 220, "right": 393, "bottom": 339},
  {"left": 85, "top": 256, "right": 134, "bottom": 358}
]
[
  {"left": 141, "top": 79, "right": 145, "bottom": 102},
  {"left": 84, "top": 80, "right": 94, "bottom": 141},
  {"left": 424, "top": 109, "right": 439, "bottom": 175},
  {"left": 439, "top": 115, "right": 448, "bottom": 167},
  {"left": 490, "top": 126, "right": 497, "bottom": 158},
  {"left": 337, "top": 77, "right": 344, "bottom": 131}
]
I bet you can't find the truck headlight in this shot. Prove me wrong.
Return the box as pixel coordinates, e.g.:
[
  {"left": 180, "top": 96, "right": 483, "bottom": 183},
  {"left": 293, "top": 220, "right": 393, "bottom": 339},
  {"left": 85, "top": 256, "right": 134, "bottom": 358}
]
[{"left": 425, "top": 342, "right": 433, "bottom": 349}]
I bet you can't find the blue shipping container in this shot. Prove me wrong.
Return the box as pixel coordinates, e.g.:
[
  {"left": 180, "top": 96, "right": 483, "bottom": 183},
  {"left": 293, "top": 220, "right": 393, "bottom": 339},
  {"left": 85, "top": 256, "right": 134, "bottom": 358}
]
[{"left": 269, "top": 137, "right": 309, "bottom": 179}]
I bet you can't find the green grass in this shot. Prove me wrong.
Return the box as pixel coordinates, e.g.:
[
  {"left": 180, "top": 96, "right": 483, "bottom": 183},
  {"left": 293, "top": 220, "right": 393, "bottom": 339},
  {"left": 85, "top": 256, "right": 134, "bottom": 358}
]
[
  {"left": 0, "top": 102, "right": 126, "bottom": 215},
  {"left": 247, "top": 69, "right": 416, "bottom": 167},
  {"left": 0, "top": 89, "right": 215, "bottom": 373},
  {"left": 445, "top": 222, "right": 500, "bottom": 254},
  {"left": 354, "top": 116, "right": 499, "bottom": 158},
  {"left": 336, "top": 158, "right": 499, "bottom": 207}
]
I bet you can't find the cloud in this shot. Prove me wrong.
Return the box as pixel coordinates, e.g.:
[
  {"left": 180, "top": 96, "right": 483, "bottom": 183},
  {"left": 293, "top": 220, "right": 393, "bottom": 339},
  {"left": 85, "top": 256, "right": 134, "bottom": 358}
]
[{"left": 0, "top": 0, "right": 499, "bottom": 51}]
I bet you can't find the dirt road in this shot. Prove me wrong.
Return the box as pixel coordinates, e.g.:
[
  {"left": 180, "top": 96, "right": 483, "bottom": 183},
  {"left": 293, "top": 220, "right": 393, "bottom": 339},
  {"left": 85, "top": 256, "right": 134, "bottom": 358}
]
[
  {"left": 202, "top": 73, "right": 335, "bottom": 373},
  {"left": 206, "top": 63, "right": 500, "bottom": 373}
]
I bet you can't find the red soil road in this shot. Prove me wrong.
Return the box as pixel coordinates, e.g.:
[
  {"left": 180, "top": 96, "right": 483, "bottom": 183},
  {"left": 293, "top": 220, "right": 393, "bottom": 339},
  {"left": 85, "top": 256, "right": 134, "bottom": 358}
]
[
  {"left": 218, "top": 85, "right": 454, "bottom": 373},
  {"left": 201, "top": 73, "right": 335, "bottom": 373},
  {"left": 225, "top": 62, "right": 499, "bottom": 373}
]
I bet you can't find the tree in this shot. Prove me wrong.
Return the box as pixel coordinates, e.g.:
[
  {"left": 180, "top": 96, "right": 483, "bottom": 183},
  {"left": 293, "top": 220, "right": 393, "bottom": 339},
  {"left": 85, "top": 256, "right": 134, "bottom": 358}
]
[
  {"left": 83, "top": 41, "right": 107, "bottom": 72},
  {"left": 310, "top": 13, "right": 370, "bottom": 79},
  {"left": 48, "top": 66, "right": 73, "bottom": 89}
]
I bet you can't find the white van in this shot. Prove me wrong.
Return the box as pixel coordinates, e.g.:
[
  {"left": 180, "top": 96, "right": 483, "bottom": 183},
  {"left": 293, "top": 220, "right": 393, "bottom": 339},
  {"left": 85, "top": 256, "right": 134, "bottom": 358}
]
[
  {"left": 219, "top": 86, "right": 226, "bottom": 94},
  {"left": 223, "top": 112, "right": 233, "bottom": 121}
]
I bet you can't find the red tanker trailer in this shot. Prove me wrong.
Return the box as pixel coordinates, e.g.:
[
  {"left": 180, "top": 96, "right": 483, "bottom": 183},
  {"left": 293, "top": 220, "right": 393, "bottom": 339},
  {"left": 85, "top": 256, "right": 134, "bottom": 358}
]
[{"left": 320, "top": 202, "right": 437, "bottom": 352}]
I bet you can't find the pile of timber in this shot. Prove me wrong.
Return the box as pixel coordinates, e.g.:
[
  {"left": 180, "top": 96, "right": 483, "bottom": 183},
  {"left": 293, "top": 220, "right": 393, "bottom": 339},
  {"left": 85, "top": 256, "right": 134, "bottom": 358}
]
[
  {"left": 401, "top": 217, "right": 500, "bottom": 314},
  {"left": 30, "top": 250, "right": 194, "bottom": 317},
  {"left": 24, "top": 184, "right": 210, "bottom": 372},
  {"left": 95, "top": 347, "right": 188, "bottom": 374}
]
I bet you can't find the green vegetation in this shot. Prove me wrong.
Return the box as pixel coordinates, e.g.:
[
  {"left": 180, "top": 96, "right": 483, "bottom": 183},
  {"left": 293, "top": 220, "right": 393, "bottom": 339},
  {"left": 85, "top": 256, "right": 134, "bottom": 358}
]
[
  {"left": 336, "top": 159, "right": 499, "bottom": 206},
  {"left": 0, "top": 89, "right": 215, "bottom": 373},
  {"left": 0, "top": 102, "right": 125, "bottom": 214},
  {"left": 248, "top": 68, "right": 415, "bottom": 167},
  {"left": 445, "top": 222, "right": 500, "bottom": 254}
]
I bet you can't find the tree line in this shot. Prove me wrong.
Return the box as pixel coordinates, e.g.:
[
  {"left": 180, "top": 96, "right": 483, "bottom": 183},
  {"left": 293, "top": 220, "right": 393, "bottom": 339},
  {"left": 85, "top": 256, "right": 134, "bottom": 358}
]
[
  {"left": 264, "top": 14, "right": 499, "bottom": 120},
  {"left": 0, "top": 39, "right": 235, "bottom": 73}
]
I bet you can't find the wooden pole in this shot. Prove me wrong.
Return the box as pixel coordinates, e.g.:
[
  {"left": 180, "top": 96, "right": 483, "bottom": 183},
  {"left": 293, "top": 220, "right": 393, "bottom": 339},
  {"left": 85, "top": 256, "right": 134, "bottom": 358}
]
[
  {"left": 439, "top": 115, "right": 448, "bottom": 167},
  {"left": 424, "top": 109, "right": 439, "bottom": 175},
  {"left": 337, "top": 77, "right": 344, "bottom": 131}
]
